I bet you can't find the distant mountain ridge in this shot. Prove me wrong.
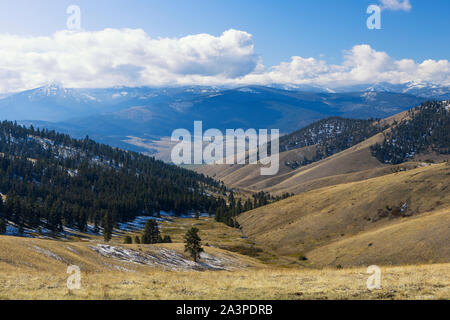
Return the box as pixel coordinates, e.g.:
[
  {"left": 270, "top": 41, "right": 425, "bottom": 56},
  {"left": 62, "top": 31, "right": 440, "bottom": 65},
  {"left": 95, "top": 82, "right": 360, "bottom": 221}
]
[
  {"left": 196, "top": 100, "right": 450, "bottom": 195},
  {"left": 0, "top": 83, "right": 221, "bottom": 122},
  {"left": 0, "top": 83, "right": 441, "bottom": 155},
  {"left": 311, "top": 81, "right": 450, "bottom": 99},
  {"left": 268, "top": 81, "right": 450, "bottom": 97}
]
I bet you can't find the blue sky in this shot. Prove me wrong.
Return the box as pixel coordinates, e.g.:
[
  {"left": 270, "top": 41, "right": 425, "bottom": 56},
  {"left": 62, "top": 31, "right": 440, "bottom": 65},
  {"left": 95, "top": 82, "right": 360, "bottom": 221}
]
[
  {"left": 0, "top": 0, "right": 448, "bottom": 92},
  {"left": 1, "top": 0, "right": 449, "bottom": 64}
]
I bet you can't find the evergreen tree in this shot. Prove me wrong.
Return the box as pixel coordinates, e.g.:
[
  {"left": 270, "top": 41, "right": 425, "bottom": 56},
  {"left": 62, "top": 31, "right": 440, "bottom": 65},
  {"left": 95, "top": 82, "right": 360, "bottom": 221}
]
[
  {"left": 141, "top": 220, "right": 160, "bottom": 244},
  {"left": 0, "top": 218, "right": 6, "bottom": 234},
  {"left": 123, "top": 235, "right": 132, "bottom": 244},
  {"left": 103, "top": 212, "right": 113, "bottom": 242},
  {"left": 184, "top": 227, "right": 203, "bottom": 262}
]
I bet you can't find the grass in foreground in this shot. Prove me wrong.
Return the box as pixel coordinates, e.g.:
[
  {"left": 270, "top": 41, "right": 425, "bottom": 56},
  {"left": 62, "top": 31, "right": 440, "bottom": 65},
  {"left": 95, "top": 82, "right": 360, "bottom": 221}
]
[{"left": 0, "top": 263, "right": 448, "bottom": 300}]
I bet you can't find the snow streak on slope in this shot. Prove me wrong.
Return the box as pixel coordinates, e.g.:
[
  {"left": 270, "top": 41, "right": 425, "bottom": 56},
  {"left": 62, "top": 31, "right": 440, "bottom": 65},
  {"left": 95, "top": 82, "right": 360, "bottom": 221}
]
[{"left": 89, "top": 244, "right": 243, "bottom": 271}]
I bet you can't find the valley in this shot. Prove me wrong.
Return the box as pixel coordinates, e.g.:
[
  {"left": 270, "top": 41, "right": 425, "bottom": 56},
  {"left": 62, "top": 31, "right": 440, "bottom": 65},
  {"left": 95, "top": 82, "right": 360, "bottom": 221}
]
[
  {"left": 3, "top": 84, "right": 430, "bottom": 156},
  {"left": 238, "top": 163, "right": 449, "bottom": 263},
  {"left": 0, "top": 92, "right": 448, "bottom": 300},
  {"left": 1, "top": 0, "right": 449, "bottom": 305}
]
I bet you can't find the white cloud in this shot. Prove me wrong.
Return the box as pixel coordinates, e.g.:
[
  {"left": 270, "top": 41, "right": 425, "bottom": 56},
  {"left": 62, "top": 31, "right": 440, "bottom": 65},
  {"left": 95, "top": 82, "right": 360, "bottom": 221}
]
[
  {"left": 0, "top": 28, "right": 448, "bottom": 93},
  {"left": 240, "top": 44, "right": 450, "bottom": 87},
  {"left": 0, "top": 28, "right": 259, "bottom": 93},
  {"left": 379, "top": 0, "right": 412, "bottom": 12}
]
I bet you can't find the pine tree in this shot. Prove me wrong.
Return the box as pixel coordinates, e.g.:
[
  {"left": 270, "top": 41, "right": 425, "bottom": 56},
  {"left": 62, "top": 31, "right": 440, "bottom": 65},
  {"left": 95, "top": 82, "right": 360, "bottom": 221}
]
[
  {"left": 103, "top": 212, "right": 113, "bottom": 242},
  {"left": 123, "top": 235, "right": 132, "bottom": 244},
  {"left": 184, "top": 227, "right": 203, "bottom": 262},
  {"left": 0, "top": 218, "right": 6, "bottom": 234},
  {"left": 141, "top": 220, "right": 160, "bottom": 244}
]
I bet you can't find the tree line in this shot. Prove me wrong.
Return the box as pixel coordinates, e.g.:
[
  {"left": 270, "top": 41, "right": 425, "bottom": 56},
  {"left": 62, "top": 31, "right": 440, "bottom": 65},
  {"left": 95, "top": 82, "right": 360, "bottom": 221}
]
[
  {"left": 279, "top": 117, "right": 385, "bottom": 166},
  {"left": 0, "top": 121, "right": 222, "bottom": 235},
  {"left": 371, "top": 101, "right": 450, "bottom": 164},
  {"left": 214, "top": 190, "right": 293, "bottom": 228}
]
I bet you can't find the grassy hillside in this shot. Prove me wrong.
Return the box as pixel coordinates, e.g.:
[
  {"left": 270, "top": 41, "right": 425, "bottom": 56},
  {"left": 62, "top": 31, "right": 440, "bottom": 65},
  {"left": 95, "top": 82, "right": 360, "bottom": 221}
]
[
  {"left": 195, "top": 145, "right": 318, "bottom": 191},
  {"left": 196, "top": 132, "right": 388, "bottom": 195},
  {"left": 0, "top": 236, "right": 262, "bottom": 274},
  {"left": 237, "top": 163, "right": 450, "bottom": 266},
  {"left": 307, "top": 208, "right": 450, "bottom": 267},
  {"left": 0, "top": 234, "right": 448, "bottom": 299},
  {"left": 1, "top": 161, "right": 448, "bottom": 300},
  {"left": 196, "top": 102, "right": 449, "bottom": 196},
  {"left": 252, "top": 133, "right": 386, "bottom": 194}
]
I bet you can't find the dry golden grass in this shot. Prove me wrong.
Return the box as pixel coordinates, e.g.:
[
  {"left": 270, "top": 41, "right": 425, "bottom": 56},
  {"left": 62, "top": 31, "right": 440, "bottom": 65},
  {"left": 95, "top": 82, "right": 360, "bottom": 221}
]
[
  {"left": 159, "top": 216, "right": 247, "bottom": 247},
  {"left": 0, "top": 263, "right": 448, "bottom": 300},
  {"left": 307, "top": 208, "right": 450, "bottom": 267},
  {"left": 238, "top": 163, "right": 450, "bottom": 264},
  {"left": 0, "top": 236, "right": 264, "bottom": 274},
  {"left": 195, "top": 145, "right": 318, "bottom": 190},
  {"left": 0, "top": 213, "right": 448, "bottom": 300},
  {"left": 156, "top": 216, "right": 299, "bottom": 266}
]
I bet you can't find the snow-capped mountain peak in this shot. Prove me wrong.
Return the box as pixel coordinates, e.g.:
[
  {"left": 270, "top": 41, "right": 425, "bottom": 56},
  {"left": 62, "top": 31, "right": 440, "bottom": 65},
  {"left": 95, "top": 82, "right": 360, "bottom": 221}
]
[{"left": 28, "top": 83, "right": 75, "bottom": 100}]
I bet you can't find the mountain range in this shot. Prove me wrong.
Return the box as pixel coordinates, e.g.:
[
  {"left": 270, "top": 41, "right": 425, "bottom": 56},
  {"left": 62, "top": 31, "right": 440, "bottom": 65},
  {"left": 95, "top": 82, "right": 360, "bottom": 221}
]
[
  {"left": 0, "top": 83, "right": 448, "bottom": 282},
  {"left": 1, "top": 82, "right": 441, "bottom": 156}
]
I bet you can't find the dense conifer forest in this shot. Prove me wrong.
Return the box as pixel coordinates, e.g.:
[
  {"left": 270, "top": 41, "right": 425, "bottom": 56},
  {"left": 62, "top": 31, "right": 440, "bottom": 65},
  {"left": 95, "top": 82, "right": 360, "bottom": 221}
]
[
  {"left": 371, "top": 101, "right": 450, "bottom": 164},
  {"left": 279, "top": 117, "right": 386, "bottom": 166},
  {"left": 280, "top": 117, "right": 384, "bottom": 152},
  {"left": 0, "top": 121, "right": 222, "bottom": 234}
]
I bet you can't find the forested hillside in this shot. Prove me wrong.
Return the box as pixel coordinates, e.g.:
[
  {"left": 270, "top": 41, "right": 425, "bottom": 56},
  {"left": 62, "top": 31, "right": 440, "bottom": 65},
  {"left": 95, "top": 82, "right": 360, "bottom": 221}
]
[
  {"left": 279, "top": 117, "right": 385, "bottom": 166},
  {"left": 0, "top": 121, "right": 221, "bottom": 234},
  {"left": 371, "top": 100, "right": 450, "bottom": 164}
]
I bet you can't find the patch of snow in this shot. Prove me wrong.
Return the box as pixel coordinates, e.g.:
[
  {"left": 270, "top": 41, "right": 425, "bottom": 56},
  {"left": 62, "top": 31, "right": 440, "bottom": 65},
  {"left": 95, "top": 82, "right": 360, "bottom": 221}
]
[
  {"left": 160, "top": 211, "right": 209, "bottom": 218},
  {"left": 237, "top": 87, "right": 259, "bottom": 93},
  {"left": 32, "top": 245, "right": 67, "bottom": 263},
  {"left": 66, "top": 246, "right": 80, "bottom": 255},
  {"left": 117, "top": 216, "right": 171, "bottom": 232},
  {"left": 89, "top": 244, "right": 235, "bottom": 271},
  {"left": 103, "top": 262, "right": 135, "bottom": 272}
]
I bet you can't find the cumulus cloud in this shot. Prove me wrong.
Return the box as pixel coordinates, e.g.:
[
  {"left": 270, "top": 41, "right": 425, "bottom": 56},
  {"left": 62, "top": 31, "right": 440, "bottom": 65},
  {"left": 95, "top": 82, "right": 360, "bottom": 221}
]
[
  {"left": 0, "top": 28, "right": 449, "bottom": 93},
  {"left": 379, "top": 0, "right": 412, "bottom": 12},
  {"left": 0, "top": 28, "right": 260, "bottom": 93},
  {"left": 241, "top": 44, "right": 450, "bottom": 87}
]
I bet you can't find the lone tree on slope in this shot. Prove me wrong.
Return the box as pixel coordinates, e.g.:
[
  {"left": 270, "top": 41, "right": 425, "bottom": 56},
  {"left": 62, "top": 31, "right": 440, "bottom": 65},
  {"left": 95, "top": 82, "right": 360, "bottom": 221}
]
[{"left": 184, "top": 227, "right": 203, "bottom": 262}]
